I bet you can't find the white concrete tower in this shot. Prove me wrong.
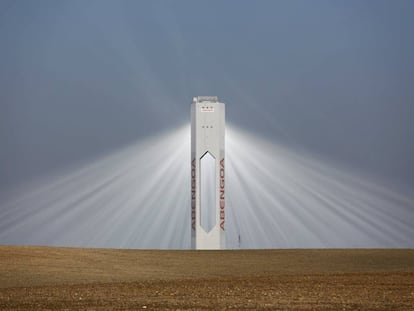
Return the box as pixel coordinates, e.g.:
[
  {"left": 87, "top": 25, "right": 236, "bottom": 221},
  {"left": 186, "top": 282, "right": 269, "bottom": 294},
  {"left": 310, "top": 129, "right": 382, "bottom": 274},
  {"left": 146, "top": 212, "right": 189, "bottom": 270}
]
[{"left": 191, "top": 96, "right": 225, "bottom": 249}]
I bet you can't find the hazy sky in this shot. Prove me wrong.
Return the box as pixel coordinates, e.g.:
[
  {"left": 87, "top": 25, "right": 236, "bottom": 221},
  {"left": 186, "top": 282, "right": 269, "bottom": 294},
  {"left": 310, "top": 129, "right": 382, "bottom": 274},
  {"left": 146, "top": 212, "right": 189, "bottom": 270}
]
[{"left": 1, "top": 0, "right": 414, "bottom": 192}]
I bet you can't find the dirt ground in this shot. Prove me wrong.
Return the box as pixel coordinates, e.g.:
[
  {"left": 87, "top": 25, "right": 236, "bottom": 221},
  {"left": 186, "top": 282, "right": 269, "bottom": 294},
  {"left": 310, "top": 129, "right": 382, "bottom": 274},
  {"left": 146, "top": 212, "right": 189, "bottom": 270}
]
[{"left": 0, "top": 247, "right": 413, "bottom": 310}]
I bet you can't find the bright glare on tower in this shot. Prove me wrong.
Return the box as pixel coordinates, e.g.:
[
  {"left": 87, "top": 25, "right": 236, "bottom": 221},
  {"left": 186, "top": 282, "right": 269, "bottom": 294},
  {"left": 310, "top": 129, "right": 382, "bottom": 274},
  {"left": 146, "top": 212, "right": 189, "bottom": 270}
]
[{"left": 191, "top": 96, "right": 225, "bottom": 249}]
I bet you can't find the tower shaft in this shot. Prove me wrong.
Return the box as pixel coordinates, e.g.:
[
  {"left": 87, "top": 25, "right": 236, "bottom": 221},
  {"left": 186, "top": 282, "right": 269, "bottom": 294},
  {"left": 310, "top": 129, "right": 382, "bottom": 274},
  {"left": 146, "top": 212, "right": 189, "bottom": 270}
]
[{"left": 191, "top": 96, "right": 225, "bottom": 249}]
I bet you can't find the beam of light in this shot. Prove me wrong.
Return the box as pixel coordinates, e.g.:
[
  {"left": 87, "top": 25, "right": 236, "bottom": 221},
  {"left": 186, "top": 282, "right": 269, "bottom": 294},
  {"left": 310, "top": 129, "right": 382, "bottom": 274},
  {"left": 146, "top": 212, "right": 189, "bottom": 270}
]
[
  {"left": 0, "top": 125, "right": 191, "bottom": 249},
  {"left": 1, "top": 123, "right": 413, "bottom": 249},
  {"left": 226, "top": 124, "right": 414, "bottom": 249}
]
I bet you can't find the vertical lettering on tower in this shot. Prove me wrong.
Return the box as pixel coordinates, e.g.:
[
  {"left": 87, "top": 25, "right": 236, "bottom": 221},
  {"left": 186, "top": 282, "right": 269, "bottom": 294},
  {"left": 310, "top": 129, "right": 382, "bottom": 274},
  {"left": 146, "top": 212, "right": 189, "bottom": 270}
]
[
  {"left": 220, "top": 158, "right": 225, "bottom": 230},
  {"left": 191, "top": 158, "right": 196, "bottom": 231}
]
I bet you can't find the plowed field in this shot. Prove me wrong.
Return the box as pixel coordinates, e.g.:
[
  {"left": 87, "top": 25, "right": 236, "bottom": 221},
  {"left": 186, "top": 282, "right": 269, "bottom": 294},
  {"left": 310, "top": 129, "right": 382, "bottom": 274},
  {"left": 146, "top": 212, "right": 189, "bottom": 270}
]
[{"left": 0, "top": 247, "right": 413, "bottom": 310}]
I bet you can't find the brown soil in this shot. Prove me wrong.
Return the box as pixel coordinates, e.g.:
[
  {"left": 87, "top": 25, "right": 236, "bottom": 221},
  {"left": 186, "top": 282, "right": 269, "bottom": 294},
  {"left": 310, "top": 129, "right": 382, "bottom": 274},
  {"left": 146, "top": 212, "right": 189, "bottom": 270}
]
[{"left": 0, "top": 246, "right": 413, "bottom": 310}]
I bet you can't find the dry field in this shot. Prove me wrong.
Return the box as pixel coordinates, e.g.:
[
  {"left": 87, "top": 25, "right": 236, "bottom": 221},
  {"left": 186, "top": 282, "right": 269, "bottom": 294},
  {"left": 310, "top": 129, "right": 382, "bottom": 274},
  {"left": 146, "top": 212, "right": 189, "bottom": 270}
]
[{"left": 0, "top": 246, "right": 413, "bottom": 310}]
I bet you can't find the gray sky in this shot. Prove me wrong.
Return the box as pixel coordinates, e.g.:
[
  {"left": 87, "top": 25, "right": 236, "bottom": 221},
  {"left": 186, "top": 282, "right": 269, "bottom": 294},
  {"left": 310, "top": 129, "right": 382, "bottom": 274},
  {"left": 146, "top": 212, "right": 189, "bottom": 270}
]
[{"left": 1, "top": 1, "right": 413, "bottom": 195}]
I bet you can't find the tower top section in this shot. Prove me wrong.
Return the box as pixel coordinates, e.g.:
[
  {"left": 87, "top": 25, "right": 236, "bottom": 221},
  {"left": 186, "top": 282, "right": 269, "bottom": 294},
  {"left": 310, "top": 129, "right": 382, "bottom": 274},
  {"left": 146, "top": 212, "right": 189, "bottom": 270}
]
[{"left": 192, "top": 96, "right": 219, "bottom": 104}]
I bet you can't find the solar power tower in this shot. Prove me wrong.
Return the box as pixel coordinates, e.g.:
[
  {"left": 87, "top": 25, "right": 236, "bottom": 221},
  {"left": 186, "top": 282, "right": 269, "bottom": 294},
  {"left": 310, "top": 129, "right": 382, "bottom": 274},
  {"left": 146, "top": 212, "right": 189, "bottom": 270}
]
[{"left": 191, "top": 96, "right": 225, "bottom": 249}]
